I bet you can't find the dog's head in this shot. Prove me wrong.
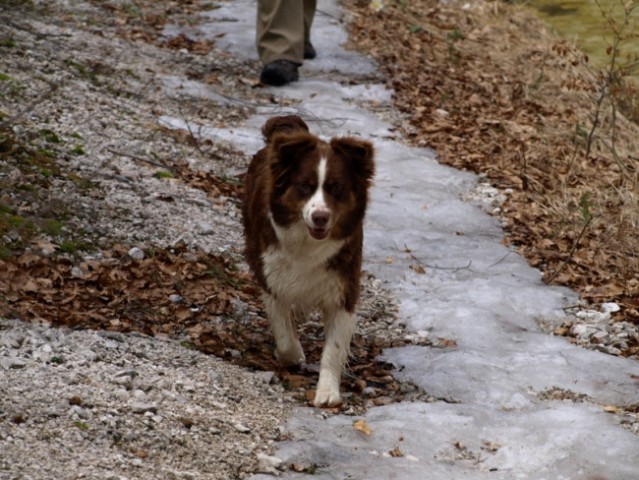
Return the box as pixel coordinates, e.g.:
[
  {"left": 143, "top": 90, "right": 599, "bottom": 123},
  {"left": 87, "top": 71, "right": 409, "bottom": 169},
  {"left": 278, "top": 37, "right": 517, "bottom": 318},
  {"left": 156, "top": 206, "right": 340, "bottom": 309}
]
[{"left": 266, "top": 121, "right": 375, "bottom": 241}]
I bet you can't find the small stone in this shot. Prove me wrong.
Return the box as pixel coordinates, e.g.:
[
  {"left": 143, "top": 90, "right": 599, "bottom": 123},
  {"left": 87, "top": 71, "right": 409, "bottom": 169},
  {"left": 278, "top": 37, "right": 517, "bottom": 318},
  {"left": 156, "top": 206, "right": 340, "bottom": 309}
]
[
  {"left": 362, "top": 387, "right": 379, "bottom": 397},
  {"left": 101, "top": 331, "right": 125, "bottom": 342},
  {"left": 601, "top": 302, "right": 620, "bottom": 314},
  {"left": 40, "top": 243, "right": 55, "bottom": 257},
  {"left": 256, "top": 453, "right": 283, "bottom": 473},
  {"left": 72, "top": 406, "right": 92, "bottom": 420},
  {"left": 576, "top": 309, "right": 606, "bottom": 322},
  {"left": 594, "top": 345, "right": 622, "bottom": 356},
  {"left": 113, "top": 389, "right": 130, "bottom": 402},
  {"left": 228, "top": 349, "right": 241, "bottom": 358},
  {"left": 130, "top": 402, "right": 157, "bottom": 414},
  {"left": 71, "top": 266, "right": 85, "bottom": 278},
  {"left": 169, "top": 294, "right": 183, "bottom": 303},
  {"left": 1, "top": 332, "right": 25, "bottom": 349},
  {"left": 254, "top": 371, "right": 276, "bottom": 385},
  {"left": 590, "top": 331, "right": 609, "bottom": 342},
  {"left": 132, "top": 389, "right": 147, "bottom": 400},
  {"left": 196, "top": 221, "right": 215, "bottom": 235},
  {"left": 570, "top": 324, "right": 589, "bottom": 338},
  {"left": 233, "top": 422, "right": 251, "bottom": 433},
  {"left": 128, "top": 247, "right": 145, "bottom": 260},
  {"left": 2, "top": 357, "right": 26, "bottom": 370}
]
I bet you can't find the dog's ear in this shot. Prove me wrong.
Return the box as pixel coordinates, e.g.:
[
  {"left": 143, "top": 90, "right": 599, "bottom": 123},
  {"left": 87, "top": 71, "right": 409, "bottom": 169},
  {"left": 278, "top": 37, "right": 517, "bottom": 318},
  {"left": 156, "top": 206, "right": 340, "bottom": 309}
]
[
  {"left": 330, "top": 137, "right": 375, "bottom": 183},
  {"left": 270, "top": 132, "right": 318, "bottom": 166},
  {"left": 269, "top": 133, "right": 318, "bottom": 190},
  {"left": 262, "top": 115, "right": 310, "bottom": 143}
]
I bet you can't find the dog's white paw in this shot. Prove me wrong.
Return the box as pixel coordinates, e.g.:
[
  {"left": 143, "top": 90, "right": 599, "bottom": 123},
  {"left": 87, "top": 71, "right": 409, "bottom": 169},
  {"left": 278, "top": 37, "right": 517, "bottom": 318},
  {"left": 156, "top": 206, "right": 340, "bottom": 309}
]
[
  {"left": 274, "top": 341, "right": 306, "bottom": 366},
  {"left": 313, "top": 376, "right": 341, "bottom": 407}
]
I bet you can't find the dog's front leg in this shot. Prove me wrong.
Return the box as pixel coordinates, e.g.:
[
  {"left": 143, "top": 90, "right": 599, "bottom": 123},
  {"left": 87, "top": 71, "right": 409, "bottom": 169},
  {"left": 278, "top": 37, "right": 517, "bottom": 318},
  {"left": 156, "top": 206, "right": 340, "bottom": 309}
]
[
  {"left": 314, "top": 308, "right": 355, "bottom": 407},
  {"left": 265, "top": 294, "right": 306, "bottom": 366}
]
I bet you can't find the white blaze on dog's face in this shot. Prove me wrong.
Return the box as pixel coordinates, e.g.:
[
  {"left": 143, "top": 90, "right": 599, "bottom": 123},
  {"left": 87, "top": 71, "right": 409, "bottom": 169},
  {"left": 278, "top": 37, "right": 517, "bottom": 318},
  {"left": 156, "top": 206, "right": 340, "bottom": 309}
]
[{"left": 303, "top": 156, "right": 331, "bottom": 240}]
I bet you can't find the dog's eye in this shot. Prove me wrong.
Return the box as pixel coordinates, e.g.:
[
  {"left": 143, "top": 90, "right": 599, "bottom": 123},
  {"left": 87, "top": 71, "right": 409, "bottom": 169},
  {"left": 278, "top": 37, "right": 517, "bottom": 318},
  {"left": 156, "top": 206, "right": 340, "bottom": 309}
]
[
  {"left": 325, "top": 182, "right": 343, "bottom": 197},
  {"left": 296, "top": 182, "right": 314, "bottom": 196}
]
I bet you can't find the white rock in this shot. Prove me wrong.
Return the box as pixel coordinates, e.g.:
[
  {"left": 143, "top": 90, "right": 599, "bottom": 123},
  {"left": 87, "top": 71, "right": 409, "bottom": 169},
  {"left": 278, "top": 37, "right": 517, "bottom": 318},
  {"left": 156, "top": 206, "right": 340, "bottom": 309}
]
[
  {"left": 233, "top": 422, "right": 251, "bottom": 433},
  {"left": 570, "top": 324, "right": 589, "bottom": 338},
  {"left": 575, "top": 309, "right": 607, "bottom": 322},
  {"left": 113, "top": 389, "right": 130, "bottom": 402},
  {"left": 601, "top": 302, "right": 620, "bottom": 314},
  {"left": 591, "top": 331, "right": 609, "bottom": 342},
  {"left": 71, "top": 266, "right": 85, "bottom": 278},
  {"left": 196, "top": 221, "right": 215, "bottom": 235},
  {"left": 127, "top": 247, "right": 145, "bottom": 260},
  {"left": 256, "top": 453, "right": 283, "bottom": 474},
  {"left": 1, "top": 357, "right": 26, "bottom": 370}
]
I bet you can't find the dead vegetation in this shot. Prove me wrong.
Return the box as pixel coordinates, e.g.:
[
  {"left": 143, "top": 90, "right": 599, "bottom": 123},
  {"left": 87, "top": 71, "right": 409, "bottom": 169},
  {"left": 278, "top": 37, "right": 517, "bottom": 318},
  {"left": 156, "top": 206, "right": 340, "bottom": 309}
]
[{"left": 346, "top": 0, "right": 639, "bottom": 324}]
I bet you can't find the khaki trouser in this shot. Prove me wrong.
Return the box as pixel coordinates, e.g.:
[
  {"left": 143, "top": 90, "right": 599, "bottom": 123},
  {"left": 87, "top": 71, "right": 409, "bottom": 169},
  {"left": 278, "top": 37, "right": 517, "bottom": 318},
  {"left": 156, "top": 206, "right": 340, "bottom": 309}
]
[{"left": 256, "top": 0, "right": 316, "bottom": 65}]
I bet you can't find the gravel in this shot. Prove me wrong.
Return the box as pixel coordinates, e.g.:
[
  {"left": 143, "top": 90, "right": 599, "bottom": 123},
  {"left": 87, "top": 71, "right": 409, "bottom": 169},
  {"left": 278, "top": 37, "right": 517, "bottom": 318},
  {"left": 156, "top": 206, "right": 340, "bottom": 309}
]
[
  {"left": 0, "top": 319, "right": 290, "bottom": 480},
  {"left": 0, "top": 2, "right": 291, "bottom": 478},
  {"left": 541, "top": 302, "right": 639, "bottom": 360}
]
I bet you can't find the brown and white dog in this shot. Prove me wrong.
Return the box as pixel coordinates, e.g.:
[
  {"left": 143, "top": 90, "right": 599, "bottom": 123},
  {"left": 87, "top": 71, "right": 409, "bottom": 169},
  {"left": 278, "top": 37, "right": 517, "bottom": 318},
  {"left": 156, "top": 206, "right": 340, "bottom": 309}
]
[{"left": 242, "top": 115, "right": 375, "bottom": 407}]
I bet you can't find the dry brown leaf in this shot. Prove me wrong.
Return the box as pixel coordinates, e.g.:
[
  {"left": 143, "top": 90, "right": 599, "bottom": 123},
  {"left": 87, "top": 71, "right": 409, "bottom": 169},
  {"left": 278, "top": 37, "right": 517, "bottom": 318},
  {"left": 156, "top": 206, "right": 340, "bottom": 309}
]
[
  {"left": 603, "top": 405, "right": 623, "bottom": 414},
  {"left": 410, "top": 264, "right": 426, "bottom": 274},
  {"left": 389, "top": 446, "right": 404, "bottom": 457},
  {"left": 353, "top": 419, "right": 373, "bottom": 436},
  {"left": 436, "top": 337, "right": 458, "bottom": 348},
  {"left": 481, "top": 440, "right": 502, "bottom": 452}
]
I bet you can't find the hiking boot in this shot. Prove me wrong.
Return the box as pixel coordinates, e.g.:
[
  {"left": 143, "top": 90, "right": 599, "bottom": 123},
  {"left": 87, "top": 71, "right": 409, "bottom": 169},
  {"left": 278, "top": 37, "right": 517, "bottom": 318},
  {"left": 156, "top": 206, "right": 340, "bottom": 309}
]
[
  {"left": 260, "top": 60, "right": 299, "bottom": 86},
  {"left": 304, "top": 41, "right": 317, "bottom": 60}
]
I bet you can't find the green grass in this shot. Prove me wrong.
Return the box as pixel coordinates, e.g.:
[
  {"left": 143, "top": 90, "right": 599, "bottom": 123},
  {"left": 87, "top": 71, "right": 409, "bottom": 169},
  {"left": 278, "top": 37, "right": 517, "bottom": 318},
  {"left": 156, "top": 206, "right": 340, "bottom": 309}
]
[
  {"left": 73, "top": 421, "right": 89, "bottom": 430},
  {"left": 69, "top": 144, "right": 85, "bottom": 156},
  {"left": 39, "top": 128, "right": 61, "bottom": 143},
  {"left": 154, "top": 170, "right": 173, "bottom": 179},
  {"left": 42, "top": 219, "right": 64, "bottom": 236}
]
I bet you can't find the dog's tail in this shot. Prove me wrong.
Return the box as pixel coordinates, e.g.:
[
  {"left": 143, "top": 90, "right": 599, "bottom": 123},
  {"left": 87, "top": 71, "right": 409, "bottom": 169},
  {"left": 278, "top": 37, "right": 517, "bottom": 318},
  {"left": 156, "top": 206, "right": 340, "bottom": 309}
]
[{"left": 261, "top": 115, "right": 309, "bottom": 143}]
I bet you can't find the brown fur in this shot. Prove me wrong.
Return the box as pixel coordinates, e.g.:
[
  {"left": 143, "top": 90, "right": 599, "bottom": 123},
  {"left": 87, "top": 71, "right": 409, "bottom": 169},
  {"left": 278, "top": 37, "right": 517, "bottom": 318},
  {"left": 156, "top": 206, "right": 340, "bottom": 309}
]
[{"left": 242, "top": 115, "right": 375, "bottom": 406}]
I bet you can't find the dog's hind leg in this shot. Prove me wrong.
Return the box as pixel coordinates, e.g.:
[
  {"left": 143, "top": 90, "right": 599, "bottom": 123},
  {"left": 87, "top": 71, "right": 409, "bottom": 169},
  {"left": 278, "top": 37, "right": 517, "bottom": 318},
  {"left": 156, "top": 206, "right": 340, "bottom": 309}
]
[
  {"left": 314, "top": 308, "right": 355, "bottom": 407},
  {"left": 265, "top": 294, "right": 306, "bottom": 366}
]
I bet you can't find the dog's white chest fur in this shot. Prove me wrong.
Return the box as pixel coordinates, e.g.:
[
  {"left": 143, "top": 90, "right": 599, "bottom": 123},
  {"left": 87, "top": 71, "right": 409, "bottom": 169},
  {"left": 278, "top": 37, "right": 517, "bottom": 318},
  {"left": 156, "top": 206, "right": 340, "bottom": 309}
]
[{"left": 262, "top": 218, "right": 344, "bottom": 308}]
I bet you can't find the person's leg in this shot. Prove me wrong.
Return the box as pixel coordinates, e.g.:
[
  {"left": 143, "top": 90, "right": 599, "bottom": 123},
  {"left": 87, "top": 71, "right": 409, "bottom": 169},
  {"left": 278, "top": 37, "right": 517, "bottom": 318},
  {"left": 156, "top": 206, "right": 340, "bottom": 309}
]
[
  {"left": 303, "top": 0, "right": 317, "bottom": 59},
  {"left": 256, "top": 0, "right": 304, "bottom": 65}
]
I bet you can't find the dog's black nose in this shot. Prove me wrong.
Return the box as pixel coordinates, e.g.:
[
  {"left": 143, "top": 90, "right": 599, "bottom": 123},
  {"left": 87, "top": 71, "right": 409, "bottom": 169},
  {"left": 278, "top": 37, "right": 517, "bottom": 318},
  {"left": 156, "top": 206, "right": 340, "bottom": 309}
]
[{"left": 312, "top": 211, "right": 330, "bottom": 228}]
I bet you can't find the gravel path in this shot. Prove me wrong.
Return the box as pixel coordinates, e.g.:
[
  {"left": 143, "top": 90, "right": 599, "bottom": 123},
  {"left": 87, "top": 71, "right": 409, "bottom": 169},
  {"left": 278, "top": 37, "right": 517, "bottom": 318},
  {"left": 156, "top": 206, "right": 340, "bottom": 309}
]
[
  {"left": 0, "top": 2, "right": 291, "bottom": 478},
  {"left": 1, "top": 320, "right": 288, "bottom": 480}
]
